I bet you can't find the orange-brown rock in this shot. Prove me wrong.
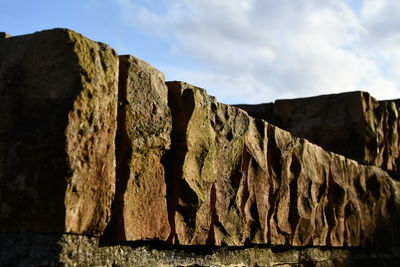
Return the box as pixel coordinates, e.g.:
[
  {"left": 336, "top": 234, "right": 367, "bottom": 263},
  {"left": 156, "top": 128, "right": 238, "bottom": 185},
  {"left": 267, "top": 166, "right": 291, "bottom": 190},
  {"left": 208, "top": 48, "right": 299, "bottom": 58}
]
[
  {"left": 165, "top": 82, "right": 400, "bottom": 247},
  {"left": 0, "top": 29, "right": 118, "bottom": 235},
  {"left": 236, "top": 92, "right": 400, "bottom": 178},
  {"left": 107, "top": 55, "right": 172, "bottom": 241},
  {"left": 1, "top": 28, "right": 399, "bottom": 255}
]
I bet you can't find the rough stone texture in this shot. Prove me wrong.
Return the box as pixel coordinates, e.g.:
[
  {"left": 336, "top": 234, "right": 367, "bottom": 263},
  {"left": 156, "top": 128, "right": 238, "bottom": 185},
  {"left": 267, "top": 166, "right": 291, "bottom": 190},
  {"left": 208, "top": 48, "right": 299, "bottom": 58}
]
[
  {"left": 1, "top": 232, "right": 400, "bottom": 267},
  {"left": 165, "top": 82, "right": 400, "bottom": 247},
  {"left": 0, "top": 29, "right": 118, "bottom": 235},
  {"left": 236, "top": 91, "right": 400, "bottom": 178},
  {"left": 2, "top": 29, "right": 400, "bottom": 266},
  {"left": 105, "top": 55, "right": 172, "bottom": 241}
]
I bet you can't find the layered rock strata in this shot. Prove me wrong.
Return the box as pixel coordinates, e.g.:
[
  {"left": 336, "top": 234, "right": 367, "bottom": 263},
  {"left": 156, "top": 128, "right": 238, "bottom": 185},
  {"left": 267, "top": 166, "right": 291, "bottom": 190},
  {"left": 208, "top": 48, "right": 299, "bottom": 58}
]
[
  {"left": 236, "top": 92, "right": 400, "bottom": 178},
  {"left": 0, "top": 29, "right": 118, "bottom": 235},
  {"left": 164, "top": 82, "right": 400, "bottom": 247}
]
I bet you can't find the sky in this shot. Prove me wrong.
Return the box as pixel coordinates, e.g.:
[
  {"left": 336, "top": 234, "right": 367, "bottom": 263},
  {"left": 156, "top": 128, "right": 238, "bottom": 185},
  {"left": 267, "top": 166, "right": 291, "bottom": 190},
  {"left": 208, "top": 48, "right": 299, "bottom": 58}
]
[{"left": 1, "top": 0, "right": 400, "bottom": 104}]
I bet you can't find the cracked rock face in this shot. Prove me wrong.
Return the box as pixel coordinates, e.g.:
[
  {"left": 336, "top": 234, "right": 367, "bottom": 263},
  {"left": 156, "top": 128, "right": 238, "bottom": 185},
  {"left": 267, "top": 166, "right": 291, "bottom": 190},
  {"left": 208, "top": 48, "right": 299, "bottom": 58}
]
[
  {"left": 165, "top": 82, "right": 400, "bottom": 247},
  {"left": 0, "top": 29, "right": 118, "bottom": 235},
  {"left": 236, "top": 92, "right": 400, "bottom": 178}
]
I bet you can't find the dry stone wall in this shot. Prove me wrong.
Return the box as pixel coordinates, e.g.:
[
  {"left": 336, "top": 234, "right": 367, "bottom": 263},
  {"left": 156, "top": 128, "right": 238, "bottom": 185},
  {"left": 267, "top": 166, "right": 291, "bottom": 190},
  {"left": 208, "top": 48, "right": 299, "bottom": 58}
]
[{"left": 1, "top": 29, "right": 400, "bottom": 266}]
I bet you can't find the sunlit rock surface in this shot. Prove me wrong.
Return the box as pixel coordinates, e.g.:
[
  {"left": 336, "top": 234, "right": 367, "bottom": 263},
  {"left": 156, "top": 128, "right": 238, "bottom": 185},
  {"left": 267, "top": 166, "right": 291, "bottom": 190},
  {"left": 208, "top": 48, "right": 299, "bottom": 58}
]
[
  {"left": 106, "top": 55, "right": 171, "bottom": 241},
  {"left": 1, "top": 28, "right": 400, "bottom": 266},
  {"left": 0, "top": 29, "right": 118, "bottom": 235},
  {"left": 164, "top": 82, "right": 400, "bottom": 247}
]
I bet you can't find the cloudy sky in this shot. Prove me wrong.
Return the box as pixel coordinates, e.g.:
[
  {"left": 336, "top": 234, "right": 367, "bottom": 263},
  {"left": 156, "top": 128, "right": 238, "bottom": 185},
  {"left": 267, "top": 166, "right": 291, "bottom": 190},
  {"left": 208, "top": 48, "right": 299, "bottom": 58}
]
[{"left": 1, "top": 0, "right": 400, "bottom": 103}]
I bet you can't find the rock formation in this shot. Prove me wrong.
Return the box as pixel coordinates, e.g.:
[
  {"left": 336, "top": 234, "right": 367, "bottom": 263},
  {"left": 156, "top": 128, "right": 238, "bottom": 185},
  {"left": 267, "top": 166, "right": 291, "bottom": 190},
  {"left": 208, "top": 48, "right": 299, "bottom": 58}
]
[{"left": 1, "top": 29, "right": 400, "bottom": 266}]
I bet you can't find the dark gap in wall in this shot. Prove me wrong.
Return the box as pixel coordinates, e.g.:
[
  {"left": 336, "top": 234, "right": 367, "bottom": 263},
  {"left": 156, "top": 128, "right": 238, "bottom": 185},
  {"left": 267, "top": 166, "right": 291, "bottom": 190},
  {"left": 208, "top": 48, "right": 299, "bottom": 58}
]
[
  {"left": 100, "top": 56, "right": 132, "bottom": 244},
  {"left": 161, "top": 82, "right": 195, "bottom": 244}
]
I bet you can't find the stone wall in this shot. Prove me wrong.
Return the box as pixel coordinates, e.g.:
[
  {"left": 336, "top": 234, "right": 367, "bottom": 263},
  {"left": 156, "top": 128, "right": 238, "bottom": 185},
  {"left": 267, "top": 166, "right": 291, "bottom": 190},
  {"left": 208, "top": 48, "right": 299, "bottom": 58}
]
[{"left": 1, "top": 29, "right": 400, "bottom": 266}]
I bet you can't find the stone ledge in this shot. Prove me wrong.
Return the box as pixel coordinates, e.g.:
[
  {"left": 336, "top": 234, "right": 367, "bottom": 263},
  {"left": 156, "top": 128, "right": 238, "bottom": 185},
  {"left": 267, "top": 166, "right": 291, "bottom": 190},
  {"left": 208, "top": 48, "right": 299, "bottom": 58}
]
[{"left": 1, "top": 232, "right": 400, "bottom": 266}]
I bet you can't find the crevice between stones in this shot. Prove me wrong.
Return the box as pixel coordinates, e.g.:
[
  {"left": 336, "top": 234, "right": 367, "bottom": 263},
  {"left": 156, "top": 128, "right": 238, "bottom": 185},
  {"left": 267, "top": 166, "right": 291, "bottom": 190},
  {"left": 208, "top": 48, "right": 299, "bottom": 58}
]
[
  {"left": 100, "top": 56, "right": 132, "bottom": 244},
  {"left": 161, "top": 81, "right": 195, "bottom": 245}
]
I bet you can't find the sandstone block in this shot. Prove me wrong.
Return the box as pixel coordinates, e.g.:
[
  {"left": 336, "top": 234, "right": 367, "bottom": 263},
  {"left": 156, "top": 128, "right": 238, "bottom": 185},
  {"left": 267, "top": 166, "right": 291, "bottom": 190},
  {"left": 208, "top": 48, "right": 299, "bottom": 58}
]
[
  {"left": 0, "top": 29, "right": 118, "bottom": 235},
  {"left": 165, "top": 82, "right": 400, "bottom": 247},
  {"left": 107, "top": 55, "right": 171, "bottom": 241},
  {"left": 236, "top": 92, "right": 400, "bottom": 177}
]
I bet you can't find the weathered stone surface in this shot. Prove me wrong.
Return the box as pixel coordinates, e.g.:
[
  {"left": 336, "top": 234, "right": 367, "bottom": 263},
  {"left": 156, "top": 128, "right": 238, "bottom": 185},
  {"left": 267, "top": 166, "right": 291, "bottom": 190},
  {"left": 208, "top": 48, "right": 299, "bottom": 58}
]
[
  {"left": 2, "top": 28, "right": 400, "bottom": 266},
  {"left": 106, "top": 55, "right": 171, "bottom": 241},
  {"left": 165, "top": 82, "right": 400, "bottom": 247},
  {"left": 236, "top": 91, "right": 400, "bottom": 177},
  {"left": 0, "top": 29, "right": 118, "bottom": 235}
]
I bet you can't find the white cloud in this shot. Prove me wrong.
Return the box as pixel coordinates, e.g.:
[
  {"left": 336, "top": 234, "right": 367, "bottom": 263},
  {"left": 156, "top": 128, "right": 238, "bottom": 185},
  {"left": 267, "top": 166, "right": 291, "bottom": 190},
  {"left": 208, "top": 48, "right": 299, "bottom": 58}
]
[{"left": 116, "top": 0, "right": 400, "bottom": 103}]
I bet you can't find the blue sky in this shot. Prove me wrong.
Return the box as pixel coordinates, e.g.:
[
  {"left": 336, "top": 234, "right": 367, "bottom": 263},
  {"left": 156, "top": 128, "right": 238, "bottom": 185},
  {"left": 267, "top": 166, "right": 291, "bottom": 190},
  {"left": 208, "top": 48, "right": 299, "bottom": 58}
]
[{"left": 1, "top": 0, "right": 399, "bottom": 104}]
